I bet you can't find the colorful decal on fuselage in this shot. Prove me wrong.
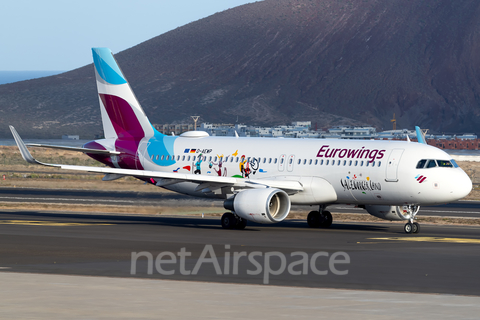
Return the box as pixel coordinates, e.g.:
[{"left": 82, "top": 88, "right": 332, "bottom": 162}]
[
  {"left": 415, "top": 175, "right": 427, "bottom": 183},
  {"left": 341, "top": 175, "right": 382, "bottom": 192}
]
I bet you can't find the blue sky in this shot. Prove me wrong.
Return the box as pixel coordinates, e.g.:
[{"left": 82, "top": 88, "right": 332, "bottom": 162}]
[{"left": 0, "top": 0, "right": 258, "bottom": 71}]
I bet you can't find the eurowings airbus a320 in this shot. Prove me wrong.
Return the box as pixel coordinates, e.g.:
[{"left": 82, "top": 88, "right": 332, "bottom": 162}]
[{"left": 10, "top": 48, "right": 473, "bottom": 233}]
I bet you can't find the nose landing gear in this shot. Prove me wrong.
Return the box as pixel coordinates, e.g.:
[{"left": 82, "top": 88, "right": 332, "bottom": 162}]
[{"left": 403, "top": 205, "right": 420, "bottom": 234}]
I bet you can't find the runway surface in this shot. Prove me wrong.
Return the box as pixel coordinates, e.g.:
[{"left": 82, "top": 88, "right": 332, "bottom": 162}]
[
  {"left": 1, "top": 210, "right": 480, "bottom": 296},
  {"left": 0, "top": 187, "right": 479, "bottom": 218}
]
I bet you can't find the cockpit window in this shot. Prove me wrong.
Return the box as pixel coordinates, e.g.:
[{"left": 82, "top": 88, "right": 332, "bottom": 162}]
[
  {"left": 426, "top": 160, "right": 437, "bottom": 168},
  {"left": 450, "top": 159, "right": 459, "bottom": 168},
  {"left": 437, "top": 160, "right": 453, "bottom": 168},
  {"left": 417, "top": 159, "right": 458, "bottom": 169},
  {"left": 416, "top": 159, "right": 427, "bottom": 169}
]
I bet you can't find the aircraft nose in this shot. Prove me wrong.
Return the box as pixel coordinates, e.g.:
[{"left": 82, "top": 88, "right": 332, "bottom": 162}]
[{"left": 455, "top": 171, "right": 473, "bottom": 199}]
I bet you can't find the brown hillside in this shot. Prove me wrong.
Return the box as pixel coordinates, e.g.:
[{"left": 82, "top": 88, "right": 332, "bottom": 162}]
[{"left": 0, "top": 0, "right": 479, "bottom": 138}]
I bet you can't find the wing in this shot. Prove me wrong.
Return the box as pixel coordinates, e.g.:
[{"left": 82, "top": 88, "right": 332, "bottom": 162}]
[
  {"left": 9, "top": 126, "right": 303, "bottom": 194},
  {"left": 26, "top": 143, "right": 120, "bottom": 155}
]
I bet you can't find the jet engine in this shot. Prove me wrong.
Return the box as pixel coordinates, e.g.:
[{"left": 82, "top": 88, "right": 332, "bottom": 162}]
[
  {"left": 363, "top": 205, "right": 419, "bottom": 221},
  {"left": 224, "top": 188, "right": 291, "bottom": 224}
]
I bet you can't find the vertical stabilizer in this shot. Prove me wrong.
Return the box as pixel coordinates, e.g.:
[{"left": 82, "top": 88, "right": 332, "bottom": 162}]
[{"left": 92, "top": 48, "right": 159, "bottom": 140}]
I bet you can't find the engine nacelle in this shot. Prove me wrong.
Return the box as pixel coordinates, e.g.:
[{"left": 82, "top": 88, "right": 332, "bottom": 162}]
[
  {"left": 364, "top": 205, "right": 418, "bottom": 221},
  {"left": 224, "top": 188, "right": 291, "bottom": 224}
]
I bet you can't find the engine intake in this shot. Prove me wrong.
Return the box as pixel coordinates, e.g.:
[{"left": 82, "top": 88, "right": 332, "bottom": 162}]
[{"left": 224, "top": 188, "right": 291, "bottom": 224}]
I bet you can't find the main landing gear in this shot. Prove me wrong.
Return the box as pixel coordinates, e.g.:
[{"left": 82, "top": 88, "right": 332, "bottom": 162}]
[
  {"left": 221, "top": 212, "right": 247, "bottom": 230},
  {"left": 403, "top": 205, "right": 421, "bottom": 234},
  {"left": 307, "top": 206, "right": 333, "bottom": 228}
]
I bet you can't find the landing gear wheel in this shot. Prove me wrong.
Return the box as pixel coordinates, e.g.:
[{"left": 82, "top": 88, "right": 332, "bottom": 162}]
[
  {"left": 221, "top": 212, "right": 237, "bottom": 229},
  {"left": 307, "top": 211, "right": 321, "bottom": 228},
  {"left": 320, "top": 210, "right": 333, "bottom": 228},
  {"left": 307, "top": 210, "right": 333, "bottom": 228},
  {"left": 404, "top": 222, "right": 413, "bottom": 234},
  {"left": 412, "top": 222, "right": 420, "bottom": 234},
  {"left": 235, "top": 218, "right": 247, "bottom": 230}
]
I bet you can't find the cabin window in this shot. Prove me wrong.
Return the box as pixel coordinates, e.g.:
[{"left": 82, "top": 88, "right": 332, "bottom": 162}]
[
  {"left": 315, "top": 159, "right": 318, "bottom": 165},
  {"left": 366, "top": 161, "right": 369, "bottom": 167},
  {"left": 161, "top": 155, "right": 165, "bottom": 160},
  {"left": 274, "top": 158, "right": 277, "bottom": 164},
  {"left": 309, "top": 159, "right": 312, "bottom": 165},
  {"left": 155, "top": 155, "right": 159, "bottom": 160},
  {"left": 182, "top": 155, "right": 185, "bottom": 161},
  {"left": 231, "top": 157, "right": 234, "bottom": 162},
  {"left": 269, "top": 158, "right": 272, "bottom": 164},
  {"left": 209, "top": 156, "right": 212, "bottom": 162},
  {"left": 378, "top": 161, "right": 381, "bottom": 167},
  {"left": 192, "top": 156, "right": 196, "bottom": 161},
  {"left": 426, "top": 160, "right": 437, "bottom": 168},
  {"left": 151, "top": 155, "right": 154, "bottom": 160},
  {"left": 343, "top": 160, "right": 346, "bottom": 166},
  {"left": 321, "top": 160, "right": 324, "bottom": 165},
  {"left": 289, "top": 159, "right": 293, "bottom": 164},
  {"left": 332, "top": 160, "right": 335, "bottom": 166},
  {"left": 263, "top": 158, "right": 267, "bottom": 164},
  {"left": 166, "top": 156, "right": 170, "bottom": 161},
  {"left": 349, "top": 160, "right": 352, "bottom": 166},
  {"left": 326, "top": 160, "right": 329, "bottom": 165},
  {"left": 236, "top": 157, "right": 239, "bottom": 163},
  {"left": 355, "top": 160, "right": 358, "bottom": 166},
  {"left": 372, "top": 161, "right": 375, "bottom": 167},
  {"left": 360, "top": 161, "right": 364, "bottom": 166},
  {"left": 214, "top": 156, "right": 218, "bottom": 162},
  {"left": 303, "top": 159, "right": 307, "bottom": 165},
  {"left": 298, "top": 159, "right": 301, "bottom": 165},
  {"left": 416, "top": 159, "right": 427, "bottom": 169},
  {"left": 247, "top": 157, "right": 251, "bottom": 163}
]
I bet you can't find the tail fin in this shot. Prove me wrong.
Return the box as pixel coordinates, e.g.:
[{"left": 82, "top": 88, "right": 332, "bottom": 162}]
[{"left": 92, "top": 48, "right": 160, "bottom": 140}]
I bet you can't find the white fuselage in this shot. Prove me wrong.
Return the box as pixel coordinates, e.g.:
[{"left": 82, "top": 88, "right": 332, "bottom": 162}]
[{"left": 134, "top": 135, "right": 472, "bottom": 206}]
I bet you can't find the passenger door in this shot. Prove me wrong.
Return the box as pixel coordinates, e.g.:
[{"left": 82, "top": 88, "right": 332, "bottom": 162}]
[{"left": 385, "top": 149, "right": 404, "bottom": 182}]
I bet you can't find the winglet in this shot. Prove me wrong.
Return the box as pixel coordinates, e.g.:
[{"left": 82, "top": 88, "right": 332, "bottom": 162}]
[
  {"left": 415, "top": 126, "right": 427, "bottom": 144},
  {"left": 9, "top": 126, "right": 59, "bottom": 167}
]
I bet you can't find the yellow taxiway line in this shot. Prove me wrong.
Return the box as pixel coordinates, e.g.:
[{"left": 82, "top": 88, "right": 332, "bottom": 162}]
[
  {"left": 369, "top": 237, "right": 480, "bottom": 244},
  {"left": 0, "top": 220, "right": 113, "bottom": 226}
]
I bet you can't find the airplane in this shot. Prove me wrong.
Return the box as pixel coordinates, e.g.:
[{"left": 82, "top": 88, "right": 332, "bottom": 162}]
[{"left": 9, "top": 47, "right": 473, "bottom": 234}]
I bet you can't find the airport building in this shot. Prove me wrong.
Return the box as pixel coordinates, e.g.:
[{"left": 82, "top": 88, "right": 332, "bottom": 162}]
[{"left": 152, "top": 122, "right": 479, "bottom": 150}]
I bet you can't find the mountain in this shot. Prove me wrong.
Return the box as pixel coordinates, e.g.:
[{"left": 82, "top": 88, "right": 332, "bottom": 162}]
[{"left": 1, "top": 0, "right": 479, "bottom": 138}]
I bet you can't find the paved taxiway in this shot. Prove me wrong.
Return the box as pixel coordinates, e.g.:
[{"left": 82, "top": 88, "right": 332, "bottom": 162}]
[
  {"left": 1, "top": 210, "right": 480, "bottom": 296},
  {"left": 1, "top": 187, "right": 479, "bottom": 217}
]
